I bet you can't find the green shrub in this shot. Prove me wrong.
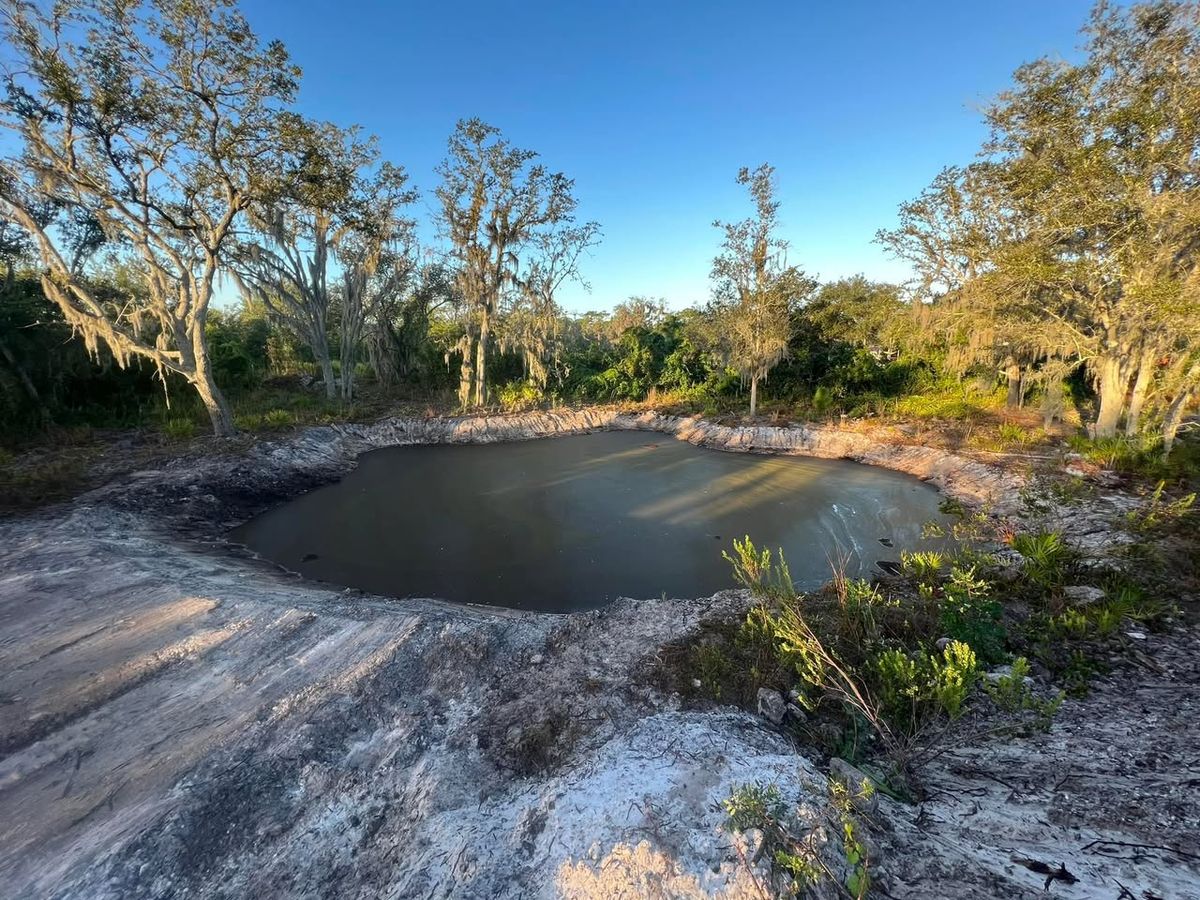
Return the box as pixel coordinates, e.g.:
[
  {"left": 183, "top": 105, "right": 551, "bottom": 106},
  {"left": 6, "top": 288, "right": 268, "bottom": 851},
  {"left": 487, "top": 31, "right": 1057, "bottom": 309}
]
[
  {"left": 812, "top": 385, "right": 835, "bottom": 415},
  {"left": 1126, "top": 481, "right": 1196, "bottom": 534},
  {"left": 872, "top": 640, "right": 979, "bottom": 729},
  {"left": 498, "top": 379, "right": 543, "bottom": 412},
  {"left": 262, "top": 408, "right": 297, "bottom": 430},
  {"left": 997, "top": 422, "right": 1032, "bottom": 445},
  {"left": 984, "top": 657, "right": 1063, "bottom": 732},
  {"left": 938, "top": 565, "right": 1005, "bottom": 663},
  {"left": 721, "top": 780, "right": 869, "bottom": 898},
  {"left": 162, "top": 417, "right": 198, "bottom": 440},
  {"left": 900, "top": 549, "right": 944, "bottom": 586},
  {"left": 1011, "top": 531, "right": 1072, "bottom": 587},
  {"left": 724, "top": 536, "right": 794, "bottom": 602},
  {"left": 691, "top": 644, "right": 734, "bottom": 700}
]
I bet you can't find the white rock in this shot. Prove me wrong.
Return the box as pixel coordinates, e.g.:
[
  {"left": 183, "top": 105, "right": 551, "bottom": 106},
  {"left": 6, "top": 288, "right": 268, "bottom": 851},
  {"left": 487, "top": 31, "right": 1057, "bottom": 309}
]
[
  {"left": 1063, "top": 585, "right": 1106, "bottom": 605},
  {"left": 756, "top": 688, "right": 787, "bottom": 725}
]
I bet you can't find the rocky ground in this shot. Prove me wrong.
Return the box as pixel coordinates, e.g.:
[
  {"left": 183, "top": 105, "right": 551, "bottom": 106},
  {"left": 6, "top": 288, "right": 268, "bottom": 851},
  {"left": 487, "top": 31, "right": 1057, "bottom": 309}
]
[{"left": 1, "top": 410, "right": 1196, "bottom": 898}]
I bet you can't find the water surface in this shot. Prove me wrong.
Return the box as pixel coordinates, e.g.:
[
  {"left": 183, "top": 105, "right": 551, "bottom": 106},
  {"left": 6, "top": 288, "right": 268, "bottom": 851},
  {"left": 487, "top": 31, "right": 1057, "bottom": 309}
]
[{"left": 232, "top": 431, "right": 947, "bottom": 612}]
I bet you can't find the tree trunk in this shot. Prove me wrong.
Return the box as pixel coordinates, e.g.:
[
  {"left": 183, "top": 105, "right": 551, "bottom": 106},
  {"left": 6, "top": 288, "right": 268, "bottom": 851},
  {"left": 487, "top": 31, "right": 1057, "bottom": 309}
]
[
  {"left": 1093, "top": 353, "right": 1127, "bottom": 439},
  {"left": 1004, "top": 358, "right": 1021, "bottom": 410},
  {"left": 474, "top": 309, "right": 490, "bottom": 407},
  {"left": 340, "top": 324, "right": 358, "bottom": 402},
  {"left": 313, "top": 332, "right": 337, "bottom": 401},
  {"left": 1042, "top": 374, "right": 1064, "bottom": 430},
  {"left": 192, "top": 350, "right": 235, "bottom": 437},
  {"left": 749, "top": 375, "right": 758, "bottom": 417},
  {"left": 1161, "top": 361, "right": 1200, "bottom": 458},
  {"left": 458, "top": 337, "right": 475, "bottom": 409},
  {"left": 1161, "top": 387, "right": 1193, "bottom": 458},
  {"left": 1124, "top": 343, "right": 1157, "bottom": 437}
]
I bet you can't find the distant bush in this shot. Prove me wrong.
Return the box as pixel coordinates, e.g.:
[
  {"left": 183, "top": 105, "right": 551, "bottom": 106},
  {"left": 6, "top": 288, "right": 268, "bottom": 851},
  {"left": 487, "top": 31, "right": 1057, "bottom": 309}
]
[{"left": 498, "top": 379, "right": 543, "bottom": 412}]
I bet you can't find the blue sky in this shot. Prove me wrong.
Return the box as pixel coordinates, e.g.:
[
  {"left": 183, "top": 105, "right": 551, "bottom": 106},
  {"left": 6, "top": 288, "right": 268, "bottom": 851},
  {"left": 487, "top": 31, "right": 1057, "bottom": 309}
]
[{"left": 240, "top": 0, "right": 1100, "bottom": 312}]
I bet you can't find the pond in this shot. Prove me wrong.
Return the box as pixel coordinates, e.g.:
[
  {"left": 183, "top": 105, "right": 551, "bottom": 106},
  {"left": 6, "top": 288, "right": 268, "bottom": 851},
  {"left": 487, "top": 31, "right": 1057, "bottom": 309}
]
[{"left": 232, "top": 431, "right": 949, "bottom": 613}]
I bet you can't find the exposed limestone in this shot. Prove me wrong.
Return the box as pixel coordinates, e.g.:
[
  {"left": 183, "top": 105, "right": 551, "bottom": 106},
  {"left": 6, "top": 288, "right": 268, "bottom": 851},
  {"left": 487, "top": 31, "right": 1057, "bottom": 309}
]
[{"left": 0, "top": 407, "right": 1191, "bottom": 899}]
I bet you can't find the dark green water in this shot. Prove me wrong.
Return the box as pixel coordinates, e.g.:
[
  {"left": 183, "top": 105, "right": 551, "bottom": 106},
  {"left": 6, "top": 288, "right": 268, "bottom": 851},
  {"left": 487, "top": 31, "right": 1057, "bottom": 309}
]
[{"left": 232, "top": 431, "right": 948, "bottom": 613}]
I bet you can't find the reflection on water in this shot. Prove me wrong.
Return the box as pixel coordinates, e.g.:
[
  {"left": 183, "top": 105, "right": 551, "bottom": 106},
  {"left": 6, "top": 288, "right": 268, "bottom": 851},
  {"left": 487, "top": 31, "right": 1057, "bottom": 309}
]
[{"left": 231, "top": 431, "right": 949, "bottom": 613}]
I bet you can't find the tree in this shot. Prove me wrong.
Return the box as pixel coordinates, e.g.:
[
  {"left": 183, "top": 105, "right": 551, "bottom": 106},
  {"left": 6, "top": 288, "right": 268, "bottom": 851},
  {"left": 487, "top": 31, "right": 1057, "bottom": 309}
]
[
  {"left": 0, "top": 0, "right": 302, "bottom": 435},
  {"left": 879, "top": 1, "right": 1200, "bottom": 441},
  {"left": 608, "top": 296, "right": 668, "bottom": 341},
  {"left": 233, "top": 118, "right": 414, "bottom": 402},
  {"left": 337, "top": 209, "right": 417, "bottom": 401},
  {"left": 711, "top": 164, "right": 814, "bottom": 416},
  {"left": 802, "top": 276, "right": 908, "bottom": 357},
  {"left": 499, "top": 221, "right": 600, "bottom": 391},
  {"left": 435, "top": 118, "right": 581, "bottom": 407}
]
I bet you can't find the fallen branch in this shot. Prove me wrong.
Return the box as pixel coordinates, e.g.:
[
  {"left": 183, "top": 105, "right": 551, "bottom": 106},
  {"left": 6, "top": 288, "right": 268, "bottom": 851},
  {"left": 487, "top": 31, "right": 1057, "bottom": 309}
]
[{"left": 1009, "top": 855, "right": 1078, "bottom": 889}]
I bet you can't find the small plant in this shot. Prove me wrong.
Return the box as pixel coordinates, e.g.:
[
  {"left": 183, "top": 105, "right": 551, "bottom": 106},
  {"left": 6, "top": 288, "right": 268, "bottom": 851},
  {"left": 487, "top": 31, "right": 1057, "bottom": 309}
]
[
  {"left": 938, "top": 497, "right": 966, "bottom": 517},
  {"left": 830, "top": 781, "right": 872, "bottom": 899},
  {"left": 724, "top": 536, "right": 794, "bottom": 601},
  {"left": 938, "top": 565, "right": 1005, "bottom": 663},
  {"left": 1060, "top": 649, "right": 1104, "bottom": 698},
  {"left": 1102, "top": 579, "right": 1173, "bottom": 628},
  {"left": 691, "top": 644, "right": 734, "bottom": 699},
  {"left": 1126, "top": 481, "right": 1196, "bottom": 534},
  {"left": 872, "top": 640, "right": 979, "bottom": 729},
  {"left": 1011, "top": 531, "right": 1072, "bottom": 587},
  {"left": 984, "top": 657, "right": 1064, "bottom": 732},
  {"left": 723, "top": 781, "right": 787, "bottom": 833},
  {"left": 997, "top": 422, "right": 1031, "bottom": 445},
  {"left": 262, "top": 408, "right": 297, "bottom": 430},
  {"left": 1049, "top": 607, "right": 1092, "bottom": 639},
  {"left": 721, "top": 780, "right": 871, "bottom": 898},
  {"left": 900, "top": 549, "right": 944, "bottom": 585},
  {"left": 498, "top": 379, "right": 543, "bottom": 412},
  {"left": 162, "top": 417, "right": 197, "bottom": 440}
]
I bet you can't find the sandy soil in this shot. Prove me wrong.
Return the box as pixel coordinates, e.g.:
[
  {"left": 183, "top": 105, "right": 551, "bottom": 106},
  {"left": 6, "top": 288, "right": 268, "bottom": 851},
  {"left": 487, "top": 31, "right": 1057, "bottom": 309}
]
[{"left": 1, "top": 410, "right": 1196, "bottom": 898}]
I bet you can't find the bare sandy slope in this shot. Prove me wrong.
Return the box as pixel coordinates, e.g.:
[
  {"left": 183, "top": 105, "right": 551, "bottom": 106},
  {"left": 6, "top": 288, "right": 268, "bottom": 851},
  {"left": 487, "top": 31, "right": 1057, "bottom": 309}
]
[{"left": 1, "top": 410, "right": 1196, "bottom": 898}]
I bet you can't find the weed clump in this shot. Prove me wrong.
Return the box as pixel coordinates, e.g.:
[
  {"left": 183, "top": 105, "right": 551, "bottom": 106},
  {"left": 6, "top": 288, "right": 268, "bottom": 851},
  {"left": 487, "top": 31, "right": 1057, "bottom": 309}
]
[{"left": 721, "top": 779, "right": 871, "bottom": 898}]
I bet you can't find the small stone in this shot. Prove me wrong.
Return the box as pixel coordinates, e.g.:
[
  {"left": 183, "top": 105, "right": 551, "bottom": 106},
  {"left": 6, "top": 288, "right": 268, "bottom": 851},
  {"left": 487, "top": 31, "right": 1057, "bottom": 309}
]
[
  {"left": 935, "top": 637, "right": 952, "bottom": 651},
  {"left": 1126, "top": 631, "right": 1147, "bottom": 641},
  {"left": 1063, "top": 585, "right": 1106, "bottom": 605},
  {"left": 984, "top": 664, "right": 1013, "bottom": 684},
  {"left": 785, "top": 703, "right": 808, "bottom": 723},
  {"left": 756, "top": 688, "right": 787, "bottom": 725},
  {"left": 529, "top": 653, "right": 543, "bottom": 665},
  {"left": 690, "top": 678, "right": 703, "bottom": 689}
]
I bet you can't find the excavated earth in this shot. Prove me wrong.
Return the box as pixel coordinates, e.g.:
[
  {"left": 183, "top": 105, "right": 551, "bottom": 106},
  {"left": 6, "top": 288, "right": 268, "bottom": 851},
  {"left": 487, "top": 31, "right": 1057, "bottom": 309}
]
[{"left": 1, "top": 409, "right": 1197, "bottom": 898}]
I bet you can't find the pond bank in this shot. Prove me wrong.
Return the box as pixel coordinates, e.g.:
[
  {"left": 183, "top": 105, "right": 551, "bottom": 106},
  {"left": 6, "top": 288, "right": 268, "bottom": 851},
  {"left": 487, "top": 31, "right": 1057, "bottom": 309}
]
[{"left": 0, "top": 409, "right": 1194, "bottom": 898}]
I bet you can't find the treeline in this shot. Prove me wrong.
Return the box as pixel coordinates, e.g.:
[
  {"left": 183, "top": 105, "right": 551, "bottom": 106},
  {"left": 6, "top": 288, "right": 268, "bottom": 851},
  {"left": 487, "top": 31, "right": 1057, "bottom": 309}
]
[
  {"left": 877, "top": 1, "right": 1200, "bottom": 452},
  {"left": 0, "top": 0, "right": 1197, "bottom": 453}
]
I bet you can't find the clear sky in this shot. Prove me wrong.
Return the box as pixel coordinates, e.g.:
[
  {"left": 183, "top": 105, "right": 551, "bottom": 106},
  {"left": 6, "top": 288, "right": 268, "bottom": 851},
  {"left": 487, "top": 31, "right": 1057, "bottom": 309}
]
[{"left": 239, "top": 0, "right": 1101, "bottom": 313}]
